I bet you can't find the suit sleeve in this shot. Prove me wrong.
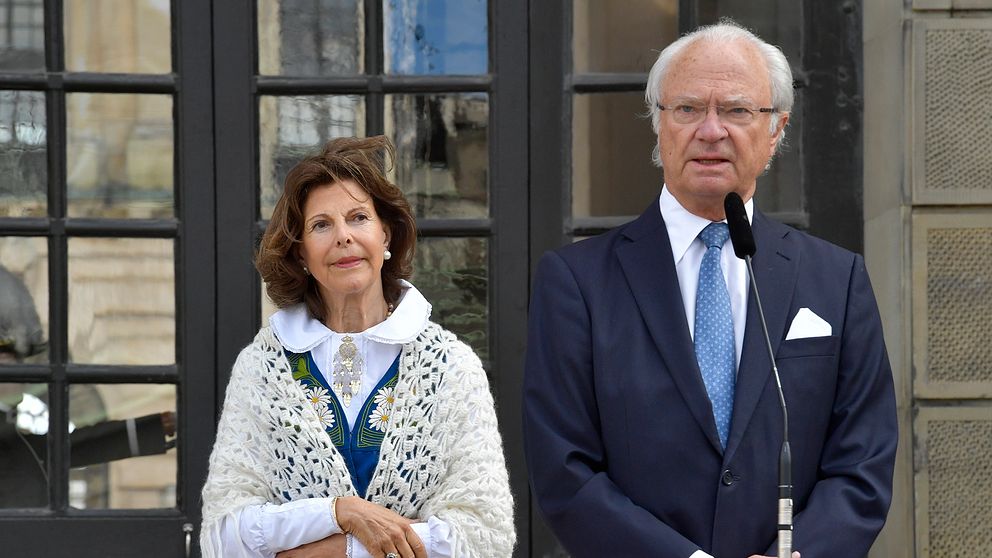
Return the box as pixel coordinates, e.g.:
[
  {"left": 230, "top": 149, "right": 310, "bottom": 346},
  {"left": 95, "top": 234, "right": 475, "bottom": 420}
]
[
  {"left": 773, "top": 254, "right": 898, "bottom": 556},
  {"left": 523, "top": 251, "right": 701, "bottom": 558}
]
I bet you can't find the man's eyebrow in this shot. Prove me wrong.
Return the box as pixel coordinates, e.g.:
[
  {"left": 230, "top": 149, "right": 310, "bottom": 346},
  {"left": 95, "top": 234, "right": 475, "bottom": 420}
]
[
  {"left": 720, "top": 94, "right": 757, "bottom": 105},
  {"left": 668, "top": 95, "right": 705, "bottom": 104}
]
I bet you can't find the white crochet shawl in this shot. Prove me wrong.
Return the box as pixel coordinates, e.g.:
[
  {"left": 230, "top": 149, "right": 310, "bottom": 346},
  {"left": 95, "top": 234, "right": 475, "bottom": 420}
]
[{"left": 200, "top": 322, "right": 515, "bottom": 557}]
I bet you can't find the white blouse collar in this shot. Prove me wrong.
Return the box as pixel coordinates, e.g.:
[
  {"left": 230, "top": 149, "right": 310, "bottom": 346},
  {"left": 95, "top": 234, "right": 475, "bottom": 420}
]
[{"left": 269, "top": 280, "right": 432, "bottom": 353}]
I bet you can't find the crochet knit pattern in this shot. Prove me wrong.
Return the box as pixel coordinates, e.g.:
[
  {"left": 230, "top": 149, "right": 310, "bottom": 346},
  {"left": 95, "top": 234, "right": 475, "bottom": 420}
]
[{"left": 200, "top": 322, "right": 515, "bottom": 557}]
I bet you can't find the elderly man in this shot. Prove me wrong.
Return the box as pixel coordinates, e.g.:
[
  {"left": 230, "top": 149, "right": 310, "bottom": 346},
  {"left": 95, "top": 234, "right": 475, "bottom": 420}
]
[{"left": 523, "top": 21, "right": 897, "bottom": 558}]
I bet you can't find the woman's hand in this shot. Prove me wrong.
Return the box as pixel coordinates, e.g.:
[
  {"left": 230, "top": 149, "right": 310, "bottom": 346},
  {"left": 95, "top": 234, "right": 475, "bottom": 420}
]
[
  {"left": 275, "top": 534, "right": 347, "bottom": 558},
  {"left": 335, "top": 496, "right": 427, "bottom": 558}
]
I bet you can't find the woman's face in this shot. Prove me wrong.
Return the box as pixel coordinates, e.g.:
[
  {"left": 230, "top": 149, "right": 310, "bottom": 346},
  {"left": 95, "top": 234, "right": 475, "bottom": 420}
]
[{"left": 298, "top": 179, "right": 390, "bottom": 306}]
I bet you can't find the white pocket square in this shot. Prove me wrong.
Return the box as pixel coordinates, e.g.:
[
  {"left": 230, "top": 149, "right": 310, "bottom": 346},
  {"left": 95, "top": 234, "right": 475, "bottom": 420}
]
[{"left": 785, "top": 307, "right": 832, "bottom": 340}]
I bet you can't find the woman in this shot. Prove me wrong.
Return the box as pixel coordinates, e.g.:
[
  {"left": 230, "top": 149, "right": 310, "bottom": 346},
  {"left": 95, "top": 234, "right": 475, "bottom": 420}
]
[{"left": 200, "top": 136, "right": 514, "bottom": 558}]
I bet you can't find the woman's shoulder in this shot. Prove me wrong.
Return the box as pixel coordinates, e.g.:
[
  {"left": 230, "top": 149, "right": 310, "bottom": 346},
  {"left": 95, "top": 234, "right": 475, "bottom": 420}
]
[{"left": 230, "top": 326, "right": 282, "bottom": 369}]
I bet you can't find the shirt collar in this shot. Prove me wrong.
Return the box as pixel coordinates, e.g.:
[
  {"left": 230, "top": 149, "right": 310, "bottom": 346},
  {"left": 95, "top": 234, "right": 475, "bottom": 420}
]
[
  {"left": 269, "top": 280, "right": 432, "bottom": 353},
  {"left": 658, "top": 184, "right": 754, "bottom": 265}
]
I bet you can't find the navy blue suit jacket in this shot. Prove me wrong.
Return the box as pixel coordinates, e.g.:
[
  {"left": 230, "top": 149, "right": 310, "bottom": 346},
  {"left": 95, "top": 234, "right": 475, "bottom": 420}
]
[{"left": 523, "top": 202, "right": 897, "bottom": 558}]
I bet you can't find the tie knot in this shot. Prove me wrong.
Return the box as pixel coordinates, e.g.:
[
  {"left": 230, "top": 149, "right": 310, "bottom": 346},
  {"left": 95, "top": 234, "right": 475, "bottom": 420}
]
[{"left": 700, "top": 222, "right": 730, "bottom": 249}]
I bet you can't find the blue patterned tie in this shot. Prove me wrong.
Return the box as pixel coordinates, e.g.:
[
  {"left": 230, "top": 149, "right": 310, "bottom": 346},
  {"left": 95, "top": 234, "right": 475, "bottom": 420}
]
[{"left": 694, "top": 222, "right": 736, "bottom": 449}]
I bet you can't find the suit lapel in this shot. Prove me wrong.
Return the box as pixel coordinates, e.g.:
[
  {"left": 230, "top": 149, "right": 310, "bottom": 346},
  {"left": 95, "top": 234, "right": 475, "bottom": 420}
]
[
  {"left": 616, "top": 203, "right": 724, "bottom": 454},
  {"left": 724, "top": 211, "right": 799, "bottom": 461}
]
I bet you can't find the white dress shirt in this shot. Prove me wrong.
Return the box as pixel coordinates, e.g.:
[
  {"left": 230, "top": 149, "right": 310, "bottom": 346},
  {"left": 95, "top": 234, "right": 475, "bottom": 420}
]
[
  {"left": 659, "top": 186, "right": 753, "bottom": 558},
  {"left": 218, "top": 281, "right": 454, "bottom": 558},
  {"left": 659, "top": 185, "right": 752, "bottom": 371}
]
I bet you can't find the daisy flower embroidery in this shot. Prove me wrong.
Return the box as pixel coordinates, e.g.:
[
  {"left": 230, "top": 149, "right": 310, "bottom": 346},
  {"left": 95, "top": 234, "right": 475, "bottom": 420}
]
[
  {"left": 368, "top": 406, "right": 390, "bottom": 432},
  {"left": 314, "top": 405, "right": 336, "bottom": 429},
  {"left": 373, "top": 386, "right": 396, "bottom": 408},
  {"left": 305, "top": 385, "right": 331, "bottom": 409}
]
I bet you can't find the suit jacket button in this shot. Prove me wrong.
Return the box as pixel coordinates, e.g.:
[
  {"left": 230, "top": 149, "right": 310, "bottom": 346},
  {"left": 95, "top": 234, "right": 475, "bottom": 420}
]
[{"left": 721, "top": 469, "right": 735, "bottom": 486}]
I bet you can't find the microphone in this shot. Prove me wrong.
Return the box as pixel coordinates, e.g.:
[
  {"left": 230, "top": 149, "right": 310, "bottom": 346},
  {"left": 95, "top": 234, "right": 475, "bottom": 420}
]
[{"left": 724, "top": 192, "right": 792, "bottom": 558}]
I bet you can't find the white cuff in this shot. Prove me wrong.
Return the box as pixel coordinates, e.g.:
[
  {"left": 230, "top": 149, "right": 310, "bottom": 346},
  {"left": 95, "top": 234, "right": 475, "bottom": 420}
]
[{"left": 689, "top": 550, "right": 715, "bottom": 558}]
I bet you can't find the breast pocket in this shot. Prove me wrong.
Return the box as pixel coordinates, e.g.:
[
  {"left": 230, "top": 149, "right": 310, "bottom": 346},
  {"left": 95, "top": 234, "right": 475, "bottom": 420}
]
[{"left": 775, "top": 335, "right": 840, "bottom": 360}]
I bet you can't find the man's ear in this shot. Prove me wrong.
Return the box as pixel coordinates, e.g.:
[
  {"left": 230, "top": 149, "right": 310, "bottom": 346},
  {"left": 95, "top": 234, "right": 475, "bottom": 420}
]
[{"left": 771, "top": 112, "right": 790, "bottom": 150}]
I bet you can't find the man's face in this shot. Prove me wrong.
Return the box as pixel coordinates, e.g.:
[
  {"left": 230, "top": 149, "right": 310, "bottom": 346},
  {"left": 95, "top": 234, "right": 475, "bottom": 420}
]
[{"left": 657, "top": 39, "right": 788, "bottom": 219}]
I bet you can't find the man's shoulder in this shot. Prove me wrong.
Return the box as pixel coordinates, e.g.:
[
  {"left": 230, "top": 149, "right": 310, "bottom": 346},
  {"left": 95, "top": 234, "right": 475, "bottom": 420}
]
[{"left": 759, "top": 213, "right": 860, "bottom": 267}]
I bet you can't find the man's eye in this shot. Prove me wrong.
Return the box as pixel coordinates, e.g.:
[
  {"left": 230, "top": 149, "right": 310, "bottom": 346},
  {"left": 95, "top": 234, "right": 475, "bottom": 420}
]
[
  {"left": 726, "top": 106, "right": 751, "bottom": 115},
  {"left": 676, "top": 105, "right": 699, "bottom": 114}
]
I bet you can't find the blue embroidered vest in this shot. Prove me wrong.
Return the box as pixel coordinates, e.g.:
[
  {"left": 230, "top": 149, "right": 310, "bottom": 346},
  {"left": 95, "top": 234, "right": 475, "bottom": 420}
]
[{"left": 285, "top": 350, "right": 399, "bottom": 497}]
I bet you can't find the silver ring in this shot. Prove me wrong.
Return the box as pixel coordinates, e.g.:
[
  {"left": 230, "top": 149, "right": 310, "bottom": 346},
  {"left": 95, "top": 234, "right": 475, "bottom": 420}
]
[{"left": 386, "top": 553, "right": 399, "bottom": 558}]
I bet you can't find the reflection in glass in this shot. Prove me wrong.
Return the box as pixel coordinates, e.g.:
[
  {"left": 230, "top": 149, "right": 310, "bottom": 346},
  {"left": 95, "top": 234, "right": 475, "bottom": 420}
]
[
  {"left": 0, "top": 236, "right": 48, "bottom": 363},
  {"left": 259, "top": 95, "right": 365, "bottom": 219},
  {"left": 413, "top": 237, "right": 487, "bottom": 360},
  {"left": 257, "top": 0, "right": 363, "bottom": 76},
  {"left": 68, "top": 238, "right": 175, "bottom": 365},
  {"left": 0, "top": 0, "right": 45, "bottom": 72},
  {"left": 572, "top": 93, "right": 660, "bottom": 217},
  {"left": 0, "top": 0, "right": 45, "bottom": 71},
  {"left": 0, "top": 383, "right": 50, "bottom": 507},
  {"left": 573, "top": 0, "right": 677, "bottom": 73},
  {"left": 385, "top": 93, "right": 488, "bottom": 219},
  {"left": 66, "top": 93, "right": 174, "bottom": 219},
  {"left": 384, "top": 0, "right": 487, "bottom": 75},
  {"left": 64, "top": 0, "right": 171, "bottom": 74},
  {"left": 0, "top": 90, "right": 46, "bottom": 217},
  {"left": 68, "top": 383, "right": 176, "bottom": 509}
]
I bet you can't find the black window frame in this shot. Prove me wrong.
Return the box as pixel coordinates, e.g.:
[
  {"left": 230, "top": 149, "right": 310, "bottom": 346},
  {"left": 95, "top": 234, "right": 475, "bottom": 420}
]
[
  {"left": 0, "top": 0, "right": 216, "bottom": 555},
  {"left": 213, "top": 1, "right": 530, "bottom": 556}
]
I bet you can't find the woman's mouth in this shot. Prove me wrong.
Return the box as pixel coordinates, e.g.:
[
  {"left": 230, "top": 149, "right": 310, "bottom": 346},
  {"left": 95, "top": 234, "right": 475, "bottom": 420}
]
[{"left": 334, "top": 257, "right": 362, "bottom": 268}]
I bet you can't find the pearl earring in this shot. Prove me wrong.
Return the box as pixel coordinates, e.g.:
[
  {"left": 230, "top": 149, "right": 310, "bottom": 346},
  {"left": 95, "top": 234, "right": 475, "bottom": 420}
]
[
  {"left": 301, "top": 263, "right": 309, "bottom": 275},
  {"left": 383, "top": 249, "right": 392, "bottom": 261}
]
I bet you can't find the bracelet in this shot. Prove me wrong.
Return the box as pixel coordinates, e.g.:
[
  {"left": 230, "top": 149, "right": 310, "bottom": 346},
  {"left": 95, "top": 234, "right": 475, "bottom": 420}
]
[
  {"left": 330, "top": 496, "right": 340, "bottom": 531},
  {"left": 346, "top": 533, "right": 354, "bottom": 558}
]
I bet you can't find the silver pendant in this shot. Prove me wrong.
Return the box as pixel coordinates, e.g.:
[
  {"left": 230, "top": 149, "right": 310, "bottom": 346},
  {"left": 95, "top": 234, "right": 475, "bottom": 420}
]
[{"left": 332, "top": 335, "right": 364, "bottom": 407}]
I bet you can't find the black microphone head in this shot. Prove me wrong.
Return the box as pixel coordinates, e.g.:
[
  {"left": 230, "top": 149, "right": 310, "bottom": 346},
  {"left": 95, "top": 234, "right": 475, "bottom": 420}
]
[{"left": 724, "top": 192, "right": 756, "bottom": 259}]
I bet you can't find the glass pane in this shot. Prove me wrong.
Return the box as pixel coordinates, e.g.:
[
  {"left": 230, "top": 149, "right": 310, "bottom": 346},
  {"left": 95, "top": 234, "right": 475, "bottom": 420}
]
[
  {"left": 66, "top": 93, "right": 174, "bottom": 219},
  {"left": 573, "top": 0, "right": 677, "bottom": 73},
  {"left": 412, "top": 237, "right": 487, "bottom": 360},
  {"left": 68, "top": 238, "right": 175, "bottom": 365},
  {"left": 0, "top": 90, "right": 46, "bottom": 217},
  {"left": 259, "top": 95, "right": 366, "bottom": 219},
  {"left": 0, "top": 0, "right": 45, "bottom": 71},
  {"left": 384, "top": 0, "right": 487, "bottom": 75},
  {"left": 385, "top": 93, "right": 488, "bottom": 219},
  {"left": 257, "top": 0, "right": 364, "bottom": 76},
  {"left": 572, "top": 92, "right": 660, "bottom": 217},
  {"left": 0, "top": 236, "right": 48, "bottom": 363},
  {"left": 0, "top": 382, "right": 50, "bottom": 508},
  {"left": 68, "top": 383, "right": 176, "bottom": 509},
  {"left": 64, "top": 0, "right": 171, "bottom": 74}
]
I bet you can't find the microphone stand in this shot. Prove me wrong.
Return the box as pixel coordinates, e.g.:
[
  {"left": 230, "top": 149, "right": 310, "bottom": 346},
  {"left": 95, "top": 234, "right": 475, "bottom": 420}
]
[{"left": 743, "top": 255, "right": 792, "bottom": 558}]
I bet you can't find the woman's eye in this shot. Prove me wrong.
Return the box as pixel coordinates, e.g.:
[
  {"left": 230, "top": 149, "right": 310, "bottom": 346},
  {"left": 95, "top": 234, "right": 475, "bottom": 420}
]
[
  {"left": 353, "top": 213, "right": 369, "bottom": 222},
  {"left": 310, "top": 221, "right": 328, "bottom": 231}
]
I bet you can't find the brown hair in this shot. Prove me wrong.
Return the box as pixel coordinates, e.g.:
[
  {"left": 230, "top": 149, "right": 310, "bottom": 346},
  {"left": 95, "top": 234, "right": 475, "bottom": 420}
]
[{"left": 256, "top": 136, "right": 417, "bottom": 323}]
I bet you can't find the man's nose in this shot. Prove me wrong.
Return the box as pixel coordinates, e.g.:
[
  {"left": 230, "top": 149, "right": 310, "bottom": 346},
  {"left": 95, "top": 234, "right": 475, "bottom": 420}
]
[{"left": 695, "top": 107, "right": 729, "bottom": 142}]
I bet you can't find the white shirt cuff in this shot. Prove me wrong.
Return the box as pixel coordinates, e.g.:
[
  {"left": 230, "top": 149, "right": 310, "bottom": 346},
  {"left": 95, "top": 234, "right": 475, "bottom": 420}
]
[
  {"left": 241, "top": 498, "right": 340, "bottom": 554},
  {"left": 690, "top": 550, "right": 715, "bottom": 558}
]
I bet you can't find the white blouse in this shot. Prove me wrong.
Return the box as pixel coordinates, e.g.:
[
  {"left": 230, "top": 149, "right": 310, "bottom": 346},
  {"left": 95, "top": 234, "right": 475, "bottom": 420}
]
[{"left": 218, "top": 281, "right": 454, "bottom": 558}]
